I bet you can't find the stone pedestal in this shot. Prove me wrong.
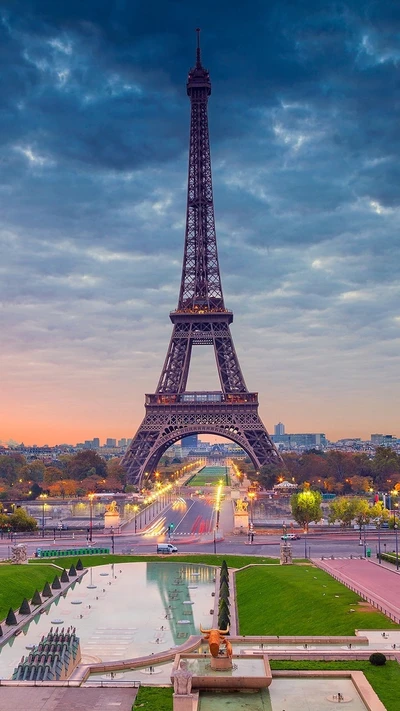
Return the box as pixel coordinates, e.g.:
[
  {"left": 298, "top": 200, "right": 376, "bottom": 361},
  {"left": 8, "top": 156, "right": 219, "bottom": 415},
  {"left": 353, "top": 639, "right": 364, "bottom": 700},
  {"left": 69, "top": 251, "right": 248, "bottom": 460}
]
[
  {"left": 173, "top": 694, "right": 196, "bottom": 711},
  {"left": 234, "top": 512, "right": 249, "bottom": 530},
  {"left": 104, "top": 512, "right": 120, "bottom": 530},
  {"left": 280, "top": 540, "right": 293, "bottom": 565},
  {"left": 210, "top": 656, "right": 233, "bottom": 671}
]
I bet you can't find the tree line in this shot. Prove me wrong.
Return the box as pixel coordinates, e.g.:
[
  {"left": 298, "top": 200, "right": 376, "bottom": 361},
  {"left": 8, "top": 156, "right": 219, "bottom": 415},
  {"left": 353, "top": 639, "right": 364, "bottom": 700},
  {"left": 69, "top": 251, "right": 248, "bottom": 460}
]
[
  {"left": 0, "top": 450, "right": 127, "bottom": 500},
  {"left": 235, "top": 447, "right": 400, "bottom": 493}
]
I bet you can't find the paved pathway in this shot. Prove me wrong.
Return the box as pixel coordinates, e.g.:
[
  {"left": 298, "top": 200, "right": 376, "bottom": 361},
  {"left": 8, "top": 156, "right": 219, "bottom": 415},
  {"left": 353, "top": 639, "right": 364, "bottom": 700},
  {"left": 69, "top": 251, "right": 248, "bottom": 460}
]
[
  {"left": 0, "top": 687, "right": 137, "bottom": 711},
  {"left": 314, "top": 557, "right": 400, "bottom": 623}
]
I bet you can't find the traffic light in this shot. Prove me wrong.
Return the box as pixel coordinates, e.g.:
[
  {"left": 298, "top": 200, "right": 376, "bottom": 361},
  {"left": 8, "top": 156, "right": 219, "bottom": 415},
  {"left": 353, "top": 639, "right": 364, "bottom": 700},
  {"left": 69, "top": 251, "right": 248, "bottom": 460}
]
[{"left": 169, "top": 523, "right": 174, "bottom": 531}]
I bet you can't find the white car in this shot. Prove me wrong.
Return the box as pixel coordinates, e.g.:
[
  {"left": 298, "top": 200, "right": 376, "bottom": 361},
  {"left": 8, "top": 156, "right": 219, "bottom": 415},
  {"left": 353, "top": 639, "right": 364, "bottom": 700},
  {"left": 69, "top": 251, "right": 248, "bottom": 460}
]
[{"left": 281, "top": 533, "right": 301, "bottom": 540}]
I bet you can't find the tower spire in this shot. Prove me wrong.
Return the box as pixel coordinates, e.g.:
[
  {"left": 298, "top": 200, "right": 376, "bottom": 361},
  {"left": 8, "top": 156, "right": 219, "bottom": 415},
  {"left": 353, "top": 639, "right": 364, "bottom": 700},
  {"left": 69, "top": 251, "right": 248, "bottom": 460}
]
[{"left": 196, "top": 27, "right": 201, "bottom": 67}]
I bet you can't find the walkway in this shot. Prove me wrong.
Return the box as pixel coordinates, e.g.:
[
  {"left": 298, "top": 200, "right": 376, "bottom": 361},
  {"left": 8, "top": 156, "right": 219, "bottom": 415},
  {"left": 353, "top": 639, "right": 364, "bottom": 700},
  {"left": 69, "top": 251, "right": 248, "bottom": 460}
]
[
  {"left": 314, "top": 557, "right": 400, "bottom": 623},
  {"left": 0, "top": 687, "right": 137, "bottom": 711}
]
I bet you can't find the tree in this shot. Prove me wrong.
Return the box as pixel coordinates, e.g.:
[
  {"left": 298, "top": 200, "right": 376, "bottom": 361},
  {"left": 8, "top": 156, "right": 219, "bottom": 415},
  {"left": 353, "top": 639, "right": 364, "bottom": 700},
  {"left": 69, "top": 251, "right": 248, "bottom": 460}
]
[
  {"left": 349, "top": 476, "right": 373, "bottom": 494},
  {"left": 0, "top": 454, "right": 26, "bottom": 485},
  {"left": 66, "top": 451, "right": 107, "bottom": 480},
  {"left": 18, "top": 461, "right": 45, "bottom": 483},
  {"left": 290, "top": 490, "right": 322, "bottom": 531},
  {"left": 8, "top": 507, "right": 38, "bottom": 531},
  {"left": 328, "top": 497, "right": 358, "bottom": 528},
  {"left": 43, "top": 466, "right": 64, "bottom": 486}
]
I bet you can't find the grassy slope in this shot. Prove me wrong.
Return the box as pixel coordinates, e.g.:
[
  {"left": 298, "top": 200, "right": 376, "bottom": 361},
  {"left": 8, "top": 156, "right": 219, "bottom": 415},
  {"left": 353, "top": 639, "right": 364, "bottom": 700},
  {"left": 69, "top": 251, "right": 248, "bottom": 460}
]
[
  {"left": 271, "top": 661, "right": 400, "bottom": 711},
  {"left": 32, "top": 553, "right": 278, "bottom": 569},
  {"left": 236, "top": 564, "right": 400, "bottom": 635},
  {"left": 0, "top": 564, "right": 59, "bottom": 620}
]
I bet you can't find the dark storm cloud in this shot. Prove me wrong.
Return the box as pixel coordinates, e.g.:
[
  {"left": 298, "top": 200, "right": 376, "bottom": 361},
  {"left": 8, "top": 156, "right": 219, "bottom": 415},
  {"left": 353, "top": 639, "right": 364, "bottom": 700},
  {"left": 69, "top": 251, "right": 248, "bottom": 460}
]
[{"left": 0, "top": 0, "right": 399, "bottom": 441}]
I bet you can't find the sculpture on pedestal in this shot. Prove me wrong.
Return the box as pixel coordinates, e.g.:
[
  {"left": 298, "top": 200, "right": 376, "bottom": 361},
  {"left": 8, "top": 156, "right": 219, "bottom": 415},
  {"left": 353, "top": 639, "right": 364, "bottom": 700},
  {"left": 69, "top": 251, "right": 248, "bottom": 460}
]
[
  {"left": 172, "top": 659, "right": 193, "bottom": 695},
  {"left": 200, "top": 625, "right": 232, "bottom": 658}
]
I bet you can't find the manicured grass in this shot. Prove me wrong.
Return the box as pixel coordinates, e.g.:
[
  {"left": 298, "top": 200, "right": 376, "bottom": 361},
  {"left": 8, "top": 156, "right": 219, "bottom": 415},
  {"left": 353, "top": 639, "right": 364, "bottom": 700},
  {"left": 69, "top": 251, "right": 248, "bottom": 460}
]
[
  {"left": 236, "top": 565, "right": 400, "bottom": 635},
  {"left": 270, "top": 660, "right": 400, "bottom": 711},
  {"left": 133, "top": 686, "right": 173, "bottom": 711},
  {"left": 32, "top": 553, "right": 278, "bottom": 569},
  {"left": 187, "top": 466, "right": 229, "bottom": 487},
  {"left": 0, "top": 564, "right": 58, "bottom": 621}
]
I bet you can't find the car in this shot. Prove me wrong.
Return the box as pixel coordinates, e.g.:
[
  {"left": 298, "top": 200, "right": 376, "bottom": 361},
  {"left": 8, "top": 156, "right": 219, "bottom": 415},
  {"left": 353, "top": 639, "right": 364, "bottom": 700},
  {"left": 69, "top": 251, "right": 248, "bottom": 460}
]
[
  {"left": 156, "top": 543, "right": 178, "bottom": 554},
  {"left": 281, "top": 533, "right": 301, "bottom": 540}
]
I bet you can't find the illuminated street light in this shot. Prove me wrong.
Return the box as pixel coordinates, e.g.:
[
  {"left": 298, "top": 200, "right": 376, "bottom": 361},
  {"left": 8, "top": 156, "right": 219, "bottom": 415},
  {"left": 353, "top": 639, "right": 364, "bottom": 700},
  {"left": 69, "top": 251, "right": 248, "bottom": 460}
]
[
  {"left": 39, "top": 493, "right": 48, "bottom": 539},
  {"left": 88, "top": 493, "right": 95, "bottom": 543}
]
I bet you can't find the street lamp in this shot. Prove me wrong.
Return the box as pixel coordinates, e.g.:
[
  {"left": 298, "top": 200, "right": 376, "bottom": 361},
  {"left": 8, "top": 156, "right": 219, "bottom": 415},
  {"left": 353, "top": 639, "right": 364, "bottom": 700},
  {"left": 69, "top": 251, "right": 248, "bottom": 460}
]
[
  {"left": 133, "top": 505, "right": 139, "bottom": 533},
  {"left": 88, "top": 493, "right": 94, "bottom": 543},
  {"left": 39, "top": 494, "right": 48, "bottom": 539},
  {"left": 394, "top": 503, "right": 399, "bottom": 571},
  {"left": 110, "top": 526, "right": 115, "bottom": 554},
  {"left": 248, "top": 491, "right": 256, "bottom": 525}
]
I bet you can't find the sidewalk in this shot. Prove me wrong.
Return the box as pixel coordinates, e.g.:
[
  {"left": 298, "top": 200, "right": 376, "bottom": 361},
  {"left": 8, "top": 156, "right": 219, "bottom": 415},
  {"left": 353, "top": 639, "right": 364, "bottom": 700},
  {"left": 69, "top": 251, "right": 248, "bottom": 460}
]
[{"left": 314, "top": 557, "right": 400, "bottom": 623}]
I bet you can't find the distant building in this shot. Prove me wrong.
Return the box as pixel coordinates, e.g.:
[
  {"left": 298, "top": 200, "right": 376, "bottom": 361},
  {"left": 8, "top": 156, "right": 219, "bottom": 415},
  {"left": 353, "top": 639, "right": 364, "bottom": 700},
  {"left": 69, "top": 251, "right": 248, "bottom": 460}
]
[
  {"left": 92, "top": 438, "right": 100, "bottom": 448},
  {"left": 274, "top": 422, "right": 285, "bottom": 436},
  {"left": 371, "top": 433, "right": 397, "bottom": 446},
  {"left": 106, "top": 438, "right": 117, "bottom": 447},
  {"left": 272, "top": 433, "right": 328, "bottom": 448},
  {"left": 181, "top": 434, "right": 198, "bottom": 449},
  {"left": 118, "top": 438, "right": 127, "bottom": 448}
]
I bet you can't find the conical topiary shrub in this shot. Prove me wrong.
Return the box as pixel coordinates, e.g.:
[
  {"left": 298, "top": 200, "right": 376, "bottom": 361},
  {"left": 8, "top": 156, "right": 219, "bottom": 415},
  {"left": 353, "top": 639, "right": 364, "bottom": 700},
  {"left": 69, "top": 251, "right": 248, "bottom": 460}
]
[
  {"left": 31, "top": 589, "right": 42, "bottom": 606},
  {"left": 60, "top": 569, "right": 69, "bottom": 583},
  {"left": 218, "top": 610, "right": 230, "bottom": 630},
  {"left": 220, "top": 581, "right": 230, "bottom": 600},
  {"left": 221, "top": 560, "right": 228, "bottom": 573},
  {"left": 51, "top": 575, "right": 61, "bottom": 590},
  {"left": 5, "top": 607, "right": 17, "bottom": 626},
  {"left": 19, "top": 598, "right": 31, "bottom": 615},
  {"left": 0, "top": 624, "right": 3, "bottom": 636},
  {"left": 42, "top": 582, "right": 52, "bottom": 598},
  {"left": 68, "top": 564, "right": 77, "bottom": 577},
  {"left": 220, "top": 568, "right": 229, "bottom": 583},
  {"left": 219, "top": 596, "right": 229, "bottom": 612},
  {"left": 76, "top": 559, "right": 84, "bottom": 571}
]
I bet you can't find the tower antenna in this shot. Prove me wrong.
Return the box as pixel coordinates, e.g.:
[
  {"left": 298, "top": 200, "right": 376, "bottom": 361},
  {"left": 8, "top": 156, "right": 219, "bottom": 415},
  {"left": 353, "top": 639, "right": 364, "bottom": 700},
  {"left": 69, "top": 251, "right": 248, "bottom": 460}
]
[{"left": 196, "top": 27, "right": 201, "bottom": 67}]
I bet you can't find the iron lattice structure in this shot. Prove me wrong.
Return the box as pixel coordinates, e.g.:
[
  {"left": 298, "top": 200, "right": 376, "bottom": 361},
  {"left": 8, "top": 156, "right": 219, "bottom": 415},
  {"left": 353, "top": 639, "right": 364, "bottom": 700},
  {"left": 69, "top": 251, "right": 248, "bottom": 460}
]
[{"left": 122, "top": 33, "right": 282, "bottom": 485}]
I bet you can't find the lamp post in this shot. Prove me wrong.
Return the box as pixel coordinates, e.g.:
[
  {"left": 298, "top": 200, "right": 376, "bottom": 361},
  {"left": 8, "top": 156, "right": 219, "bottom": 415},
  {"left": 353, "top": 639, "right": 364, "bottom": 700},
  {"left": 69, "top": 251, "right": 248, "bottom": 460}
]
[
  {"left": 363, "top": 521, "right": 367, "bottom": 558},
  {"left": 88, "top": 493, "right": 94, "bottom": 543},
  {"left": 377, "top": 523, "right": 381, "bottom": 564},
  {"left": 394, "top": 503, "right": 399, "bottom": 571},
  {"left": 110, "top": 526, "right": 115, "bottom": 554},
  {"left": 39, "top": 494, "right": 48, "bottom": 538},
  {"left": 133, "top": 505, "right": 139, "bottom": 533}
]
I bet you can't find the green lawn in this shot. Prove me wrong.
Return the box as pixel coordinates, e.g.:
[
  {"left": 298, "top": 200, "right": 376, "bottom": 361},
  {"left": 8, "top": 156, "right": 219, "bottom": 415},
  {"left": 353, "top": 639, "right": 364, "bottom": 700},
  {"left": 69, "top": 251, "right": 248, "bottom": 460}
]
[
  {"left": 236, "top": 565, "right": 400, "bottom": 635},
  {"left": 133, "top": 686, "right": 173, "bottom": 711},
  {"left": 32, "top": 553, "right": 278, "bottom": 569},
  {"left": 186, "top": 466, "right": 229, "bottom": 487},
  {"left": 0, "top": 564, "right": 59, "bottom": 620},
  {"left": 271, "top": 660, "right": 400, "bottom": 711}
]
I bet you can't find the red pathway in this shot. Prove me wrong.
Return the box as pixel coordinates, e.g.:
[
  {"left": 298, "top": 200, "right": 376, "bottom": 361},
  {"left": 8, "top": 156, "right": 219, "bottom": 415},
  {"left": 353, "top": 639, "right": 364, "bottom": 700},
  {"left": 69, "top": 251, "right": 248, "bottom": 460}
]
[{"left": 314, "top": 558, "right": 400, "bottom": 623}]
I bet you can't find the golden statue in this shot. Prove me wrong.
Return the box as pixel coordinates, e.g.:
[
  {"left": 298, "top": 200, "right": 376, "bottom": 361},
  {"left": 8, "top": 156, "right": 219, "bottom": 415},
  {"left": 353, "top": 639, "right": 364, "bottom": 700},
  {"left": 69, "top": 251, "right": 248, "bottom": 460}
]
[
  {"left": 200, "top": 625, "right": 232, "bottom": 658},
  {"left": 235, "top": 499, "right": 248, "bottom": 513},
  {"left": 106, "top": 500, "right": 119, "bottom": 514}
]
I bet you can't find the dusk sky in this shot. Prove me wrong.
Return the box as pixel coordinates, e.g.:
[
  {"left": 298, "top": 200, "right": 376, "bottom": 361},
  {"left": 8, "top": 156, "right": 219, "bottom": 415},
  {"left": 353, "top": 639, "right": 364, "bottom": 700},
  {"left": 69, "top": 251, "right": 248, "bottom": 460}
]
[{"left": 1, "top": 1, "right": 399, "bottom": 446}]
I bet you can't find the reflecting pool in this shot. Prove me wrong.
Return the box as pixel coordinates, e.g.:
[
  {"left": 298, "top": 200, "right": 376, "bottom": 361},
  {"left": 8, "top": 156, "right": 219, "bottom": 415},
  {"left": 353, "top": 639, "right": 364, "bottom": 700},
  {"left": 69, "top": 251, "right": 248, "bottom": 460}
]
[
  {"left": 0, "top": 562, "right": 215, "bottom": 678},
  {"left": 199, "top": 679, "right": 369, "bottom": 711}
]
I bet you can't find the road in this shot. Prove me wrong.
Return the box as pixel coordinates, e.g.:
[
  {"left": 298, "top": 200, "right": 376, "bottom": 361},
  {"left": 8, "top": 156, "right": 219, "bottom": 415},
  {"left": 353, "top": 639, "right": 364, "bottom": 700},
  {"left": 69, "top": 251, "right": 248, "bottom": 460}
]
[{"left": 3, "top": 489, "right": 399, "bottom": 564}]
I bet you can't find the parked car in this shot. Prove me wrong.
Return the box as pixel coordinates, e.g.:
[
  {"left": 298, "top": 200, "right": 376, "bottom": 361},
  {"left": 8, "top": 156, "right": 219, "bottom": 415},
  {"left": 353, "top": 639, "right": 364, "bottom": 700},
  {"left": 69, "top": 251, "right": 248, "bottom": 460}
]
[{"left": 281, "top": 533, "right": 301, "bottom": 540}]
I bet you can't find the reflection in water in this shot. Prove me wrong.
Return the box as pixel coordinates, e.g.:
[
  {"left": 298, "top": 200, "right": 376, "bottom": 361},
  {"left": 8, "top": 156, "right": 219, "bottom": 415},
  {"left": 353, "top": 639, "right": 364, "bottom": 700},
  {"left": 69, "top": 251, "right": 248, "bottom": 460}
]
[
  {"left": 146, "top": 563, "right": 215, "bottom": 646},
  {"left": 0, "top": 562, "right": 216, "bottom": 678}
]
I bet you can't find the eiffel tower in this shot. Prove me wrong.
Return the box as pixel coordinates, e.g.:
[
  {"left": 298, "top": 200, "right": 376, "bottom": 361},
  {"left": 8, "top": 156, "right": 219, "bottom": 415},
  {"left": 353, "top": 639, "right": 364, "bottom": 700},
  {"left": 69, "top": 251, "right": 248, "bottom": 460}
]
[{"left": 122, "top": 31, "right": 283, "bottom": 485}]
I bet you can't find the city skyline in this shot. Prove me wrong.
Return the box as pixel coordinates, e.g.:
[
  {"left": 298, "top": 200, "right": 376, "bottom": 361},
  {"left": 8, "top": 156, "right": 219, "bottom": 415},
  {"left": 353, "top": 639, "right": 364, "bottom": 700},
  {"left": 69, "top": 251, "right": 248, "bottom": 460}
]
[{"left": 1, "top": 3, "right": 399, "bottom": 447}]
